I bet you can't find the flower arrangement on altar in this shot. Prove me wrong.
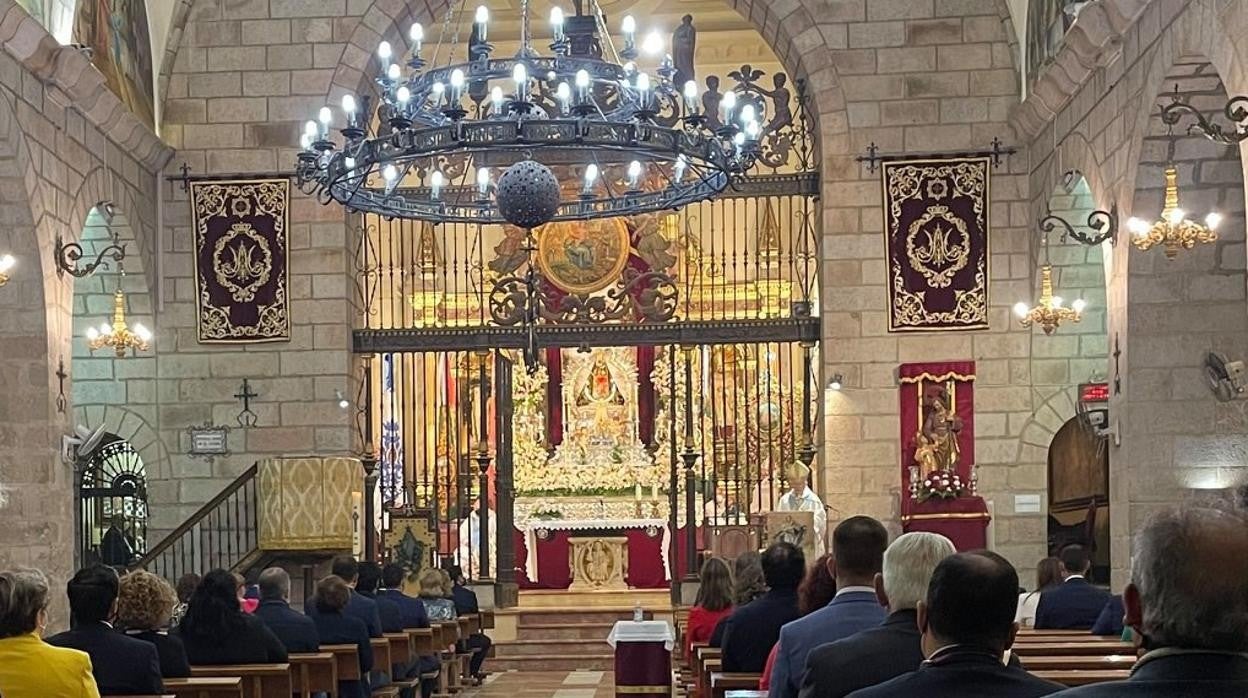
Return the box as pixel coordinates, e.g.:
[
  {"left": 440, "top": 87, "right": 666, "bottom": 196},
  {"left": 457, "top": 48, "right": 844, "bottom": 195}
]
[{"left": 916, "top": 468, "right": 965, "bottom": 502}]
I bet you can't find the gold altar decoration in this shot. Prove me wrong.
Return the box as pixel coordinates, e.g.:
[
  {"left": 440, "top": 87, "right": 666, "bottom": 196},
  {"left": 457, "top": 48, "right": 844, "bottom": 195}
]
[
  {"left": 1127, "top": 164, "right": 1220, "bottom": 259},
  {"left": 536, "top": 218, "right": 632, "bottom": 294},
  {"left": 258, "top": 457, "right": 362, "bottom": 550},
  {"left": 568, "top": 536, "right": 630, "bottom": 591}
]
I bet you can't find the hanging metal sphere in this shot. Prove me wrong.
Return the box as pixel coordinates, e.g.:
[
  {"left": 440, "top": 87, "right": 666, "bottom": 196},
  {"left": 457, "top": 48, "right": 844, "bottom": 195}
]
[{"left": 496, "top": 160, "right": 561, "bottom": 229}]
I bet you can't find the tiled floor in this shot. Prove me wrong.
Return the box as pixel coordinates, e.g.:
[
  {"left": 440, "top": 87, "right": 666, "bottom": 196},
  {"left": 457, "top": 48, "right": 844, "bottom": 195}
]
[{"left": 464, "top": 670, "right": 617, "bottom": 698}]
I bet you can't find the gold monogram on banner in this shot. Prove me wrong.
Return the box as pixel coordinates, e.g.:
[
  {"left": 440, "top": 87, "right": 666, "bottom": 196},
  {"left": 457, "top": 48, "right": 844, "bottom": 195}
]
[
  {"left": 190, "top": 179, "right": 291, "bottom": 343},
  {"left": 882, "top": 158, "right": 990, "bottom": 332}
]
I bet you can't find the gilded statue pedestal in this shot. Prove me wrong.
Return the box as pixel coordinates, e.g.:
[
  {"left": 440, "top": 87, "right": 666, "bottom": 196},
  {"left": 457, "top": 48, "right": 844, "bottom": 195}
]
[{"left": 568, "top": 536, "right": 630, "bottom": 591}]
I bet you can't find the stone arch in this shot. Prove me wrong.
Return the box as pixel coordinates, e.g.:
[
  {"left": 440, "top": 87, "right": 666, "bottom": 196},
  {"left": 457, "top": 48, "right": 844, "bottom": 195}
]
[
  {"left": 71, "top": 403, "right": 169, "bottom": 493},
  {"left": 67, "top": 167, "right": 158, "bottom": 298}
]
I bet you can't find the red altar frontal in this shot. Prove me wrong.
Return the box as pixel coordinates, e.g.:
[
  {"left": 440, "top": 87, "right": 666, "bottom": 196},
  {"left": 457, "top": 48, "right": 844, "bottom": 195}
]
[{"left": 515, "top": 522, "right": 697, "bottom": 590}]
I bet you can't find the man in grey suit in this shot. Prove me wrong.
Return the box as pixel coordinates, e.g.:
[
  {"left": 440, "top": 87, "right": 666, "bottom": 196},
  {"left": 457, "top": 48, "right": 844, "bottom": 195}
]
[
  {"left": 1049, "top": 503, "right": 1248, "bottom": 697},
  {"left": 798, "top": 532, "right": 956, "bottom": 698}
]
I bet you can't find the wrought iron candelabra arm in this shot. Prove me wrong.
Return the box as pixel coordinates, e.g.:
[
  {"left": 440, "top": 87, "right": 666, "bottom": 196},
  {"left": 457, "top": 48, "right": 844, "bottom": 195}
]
[
  {"left": 1039, "top": 204, "right": 1117, "bottom": 247},
  {"left": 1160, "top": 93, "right": 1248, "bottom": 145},
  {"left": 55, "top": 234, "right": 127, "bottom": 278}
]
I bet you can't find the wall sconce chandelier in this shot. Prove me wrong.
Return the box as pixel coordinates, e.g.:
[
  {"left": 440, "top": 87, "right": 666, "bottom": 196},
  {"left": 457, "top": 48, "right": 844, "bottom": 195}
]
[
  {"left": 0, "top": 253, "right": 14, "bottom": 286},
  {"left": 1160, "top": 89, "right": 1248, "bottom": 145},
  {"left": 1126, "top": 164, "right": 1220, "bottom": 259},
  {"left": 85, "top": 274, "right": 151, "bottom": 358},
  {"left": 1039, "top": 204, "right": 1117, "bottom": 246},
  {"left": 1015, "top": 264, "right": 1085, "bottom": 335},
  {"left": 56, "top": 202, "right": 126, "bottom": 278}
]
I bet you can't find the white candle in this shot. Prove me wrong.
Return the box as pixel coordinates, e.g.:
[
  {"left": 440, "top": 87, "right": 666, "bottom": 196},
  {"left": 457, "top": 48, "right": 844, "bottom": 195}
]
[
  {"left": 317, "top": 106, "right": 332, "bottom": 139},
  {"left": 475, "top": 5, "right": 489, "bottom": 42},
  {"left": 449, "top": 69, "right": 465, "bottom": 103},
  {"left": 622, "top": 15, "right": 636, "bottom": 50},
  {"left": 636, "top": 73, "right": 651, "bottom": 109},
  {"left": 551, "top": 7, "right": 565, "bottom": 42},
  {"left": 431, "top": 170, "right": 444, "bottom": 200},
  {"left": 476, "top": 167, "right": 490, "bottom": 197},
  {"left": 377, "top": 41, "right": 392, "bottom": 71},
  {"left": 583, "top": 163, "right": 598, "bottom": 195},
  {"left": 720, "top": 91, "right": 736, "bottom": 125},
  {"left": 575, "top": 69, "right": 591, "bottom": 104},
  {"left": 556, "top": 82, "right": 571, "bottom": 115},
  {"left": 627, "top": 160, "right": 642, "bottom": 189},
  {"left": 683, "top": 80, "right": 698, "bottom": 113},
  {"left": 341, "top": 94, "right": 357, "bottom": 127},
  {"left": 491, "top": 86, "right": 504, "bottom": 115},
  {"left": 513, "top": 63, "right": 528, "bottom": 102},
  {"left": 409, "top": 23, "right": 423, "bottom": 55}
]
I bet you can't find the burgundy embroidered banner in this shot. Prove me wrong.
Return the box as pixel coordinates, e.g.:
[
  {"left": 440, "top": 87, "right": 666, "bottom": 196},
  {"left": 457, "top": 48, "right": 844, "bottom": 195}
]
[
  {"left": 883, "top": 157, "right": 990, "bottom": 331},
  {"left": 191, "top": 179, "right": 291, "bottom": 343}
]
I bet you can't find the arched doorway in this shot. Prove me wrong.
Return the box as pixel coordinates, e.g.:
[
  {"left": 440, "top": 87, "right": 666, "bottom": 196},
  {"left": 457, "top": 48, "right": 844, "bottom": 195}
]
[
  {"left": 1047, "top": 417, "right": 1109, "bottom": 582},
  {"left": 76, "top": 433, "right": 149, "bottom": 568}
]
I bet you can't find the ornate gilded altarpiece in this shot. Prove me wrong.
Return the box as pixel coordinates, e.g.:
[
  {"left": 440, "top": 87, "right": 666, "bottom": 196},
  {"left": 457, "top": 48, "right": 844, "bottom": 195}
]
[
  {"left": 882, "top": 158, "right": 990, "bottom": 332},
  {"left": 190, "top": 179, "right": 291, "bottom": 343}
]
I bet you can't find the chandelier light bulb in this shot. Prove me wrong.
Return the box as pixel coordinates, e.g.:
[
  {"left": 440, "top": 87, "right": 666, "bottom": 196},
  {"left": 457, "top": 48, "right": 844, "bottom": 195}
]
[
  {"left": 450, "top": 69, "right": 465, "bottom": 102},
  {"left": 382, "top": 164, "right": 398, "bottom": 181},
  {"left": 409, "top": 22, "right": 423, "bottom": 52},
  {"left": 134, "top": 323, "right": 152, "bottom": 342},
  {"left": 344, "top": 156, "right": 356, "bottom": 172},
  {"left": 720, "top": 90, "right": 736, "bottom": 124},
  {"left": 304, "top": 119, "right": 317, "bottom": 137},
  {"left": 318, "top": 106, "right": 332, "bottom": 125},
  {"left": 583, "top": 163, "right": 599, "bottom": 195},
  {"left": 1072, "top": 298, "right": 1087, "bottom": 313},
  {"left": 551, "top": 7, "right": 565, "bottom": 41},
  {"left": 300, "top": 132, "right": 314, "bottom": 150},
  {"left": 744, "top": 119, "right": 761, "bottom": 141},
  {"left": 99, "top": 322, "right": 112, "bottom": 337},
  {"left": 628, "top": 160, "right": 642, "bottom": 189},
  {"left": 556, "top": 82, "right": 571, "bottom": 114},
  {"left": 740, "top": 104, "right": 755, "bottom": 125},
  {"left": 622, "top": 61, "right": 635, "bottom": 75},
  {"left": 477, "top": 167, "right": 490, "bottom": 197},
  {"left": 1206, "top": 211, "right": 1223, "bottom": 229},
  {"left": 1166, "top": 208, "right": 1186, "bottom": 225},
  {"left": 513, "top": 63, "right": 528, "bottom": 101},
  {"left": 0, "top": 254, "right": 13, "bottom": 274},
  {"left": 491, "top": 86, "right": 504, "bottom": 114},
  {"left": 733, "top": 131, "right": 746, "bottom": 151},
  {"left": 387, "top": 64, "right": 401, "bottom": 82},
  {"left": 1127, "top": 217, "right": 1150, "bottom": 237},
  {"left": 377, "top": 40, "right": 392, "bottom": 67},
  {"left": 341, "top": 94, "right": 356, "bottom": 114},
  {"left": 431, "top": 170, "right": 445, "bottom": 200},
  {"left": 475, "top": 5, "right": 489, "bottom": 42},
  {"left": 674, "top": 154, "right": 687, "bottom": 181},
  {"left": 683, "top": 80, "right": 699, "bottom": 112},
  {"left": 642, "top": 30, "right": 664, "bottom": 56},
  {"left": 86, "top": 326, "right": 99, "bottom": 340},
  {"left": 1013, "top": 302, "right": 1029, "bottom": 319},
  {"left": 622, "top": 15, "right": 636, "bottom": 41},
  {"left": 396, "top": 85, "right": 411, "bottom": 105},
  {"left": 1051, "top": 296, "right": 1063, "bottom": 308}
]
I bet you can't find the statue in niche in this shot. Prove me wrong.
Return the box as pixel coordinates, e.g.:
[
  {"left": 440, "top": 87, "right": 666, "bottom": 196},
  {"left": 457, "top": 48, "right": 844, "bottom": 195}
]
[
  {"left": 672, "top": 15, "right": 697, "bottom": 89},
  {"left": 913, "top": 384, "right": 963, "bottom": 478}
]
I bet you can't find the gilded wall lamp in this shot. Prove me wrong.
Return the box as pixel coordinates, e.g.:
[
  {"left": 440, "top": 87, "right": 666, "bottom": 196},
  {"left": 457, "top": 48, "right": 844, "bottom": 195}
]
[
  {"left": 1039, "top": 204, "right": 1117, "bottom": 246},
  {"left": 1014, "top": 234, "right": 1085, "bottom": 335},
  {"left": 1126, "top": 164, "right": 1220, "bottom": 259},
  {"left": 0, "top": 253, "right": 14, "bottom": 286},
  {"left": 1160, "top": 87, "right": 1248, "bottom": 144},
  {"left": 55, "top": 202, "right": 127, "bottom": 278}
]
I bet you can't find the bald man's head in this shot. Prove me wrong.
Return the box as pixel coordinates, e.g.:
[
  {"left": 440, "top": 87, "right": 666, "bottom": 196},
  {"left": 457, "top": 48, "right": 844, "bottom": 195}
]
[{"left": 1128, "top": 504, "right": 1248, "bottom": 651}]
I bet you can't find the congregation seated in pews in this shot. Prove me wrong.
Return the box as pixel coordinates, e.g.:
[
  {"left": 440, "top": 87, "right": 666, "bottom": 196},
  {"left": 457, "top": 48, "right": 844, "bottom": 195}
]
[
  {"left": 680, "top": 502, "right": 1248, "bottom": 698},
  {"left": 0, "top": 552, "right": 492, "bottom": 698}
]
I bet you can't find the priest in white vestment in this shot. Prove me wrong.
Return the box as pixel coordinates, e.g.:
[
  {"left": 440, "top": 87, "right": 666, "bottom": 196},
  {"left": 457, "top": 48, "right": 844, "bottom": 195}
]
[
  {"left": 775, "top": 461, "right": 826, "bottom": 556},
  {"left": 456, "top": 499, "right": 497, "bottom": 579}
]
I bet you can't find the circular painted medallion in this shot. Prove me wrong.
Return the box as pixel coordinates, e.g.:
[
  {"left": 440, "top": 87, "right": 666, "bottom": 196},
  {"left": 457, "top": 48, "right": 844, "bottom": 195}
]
[{"left": 535, "top": 217, "right": 632, "bottom": 295}]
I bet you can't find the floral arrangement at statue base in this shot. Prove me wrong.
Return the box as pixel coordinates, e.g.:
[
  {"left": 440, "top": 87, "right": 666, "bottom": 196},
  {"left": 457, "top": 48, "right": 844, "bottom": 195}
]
[{"left": 915, "top": 469, "right": 965, "bottom": 502}]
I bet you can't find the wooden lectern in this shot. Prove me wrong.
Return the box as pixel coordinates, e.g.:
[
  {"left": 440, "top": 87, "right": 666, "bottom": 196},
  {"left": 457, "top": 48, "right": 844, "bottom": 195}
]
[{"left": 763, "top": 510, "right": 816, "bottom": 562}]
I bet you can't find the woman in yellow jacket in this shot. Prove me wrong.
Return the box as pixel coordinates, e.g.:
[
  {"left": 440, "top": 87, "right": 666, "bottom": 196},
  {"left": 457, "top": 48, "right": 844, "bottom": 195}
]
[{"left": 0, "top": 568, "right": 101, "bottom": 698}]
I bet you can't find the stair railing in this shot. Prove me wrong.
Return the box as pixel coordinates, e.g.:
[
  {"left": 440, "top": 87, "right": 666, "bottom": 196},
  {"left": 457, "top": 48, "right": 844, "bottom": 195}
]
[{"left": 133, "top": 463, "right": 259, "bottom": 582}]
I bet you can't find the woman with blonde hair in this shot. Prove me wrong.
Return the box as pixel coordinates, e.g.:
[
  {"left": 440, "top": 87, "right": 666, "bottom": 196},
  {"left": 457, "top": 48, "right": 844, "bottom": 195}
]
[
  {"left": 117, "top": 570, "right": 191, "bottom": 678},
  {"left": 0, "top": 568, "right": 101, "bottom": 698},
  {"left": 417, "top": 568, "right": 456, "bottom": 621}
]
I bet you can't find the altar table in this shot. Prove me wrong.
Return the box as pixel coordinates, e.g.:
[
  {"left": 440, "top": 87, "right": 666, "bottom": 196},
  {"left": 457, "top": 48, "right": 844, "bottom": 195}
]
[
  {"left": 607, "top": 620, "right": 674, "bottom": 697},
  {"left": 901, "top": 495, "right": 991, "bottom": 550},
  {"left": 516, "top": 519, "right": 672, "bottom": 589}
]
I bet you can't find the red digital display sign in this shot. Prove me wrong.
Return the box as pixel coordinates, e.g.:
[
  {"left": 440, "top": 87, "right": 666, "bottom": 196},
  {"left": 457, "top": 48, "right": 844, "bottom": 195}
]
[{"left": 1079, "top": 382, "right": 1111, "bottom": 403}]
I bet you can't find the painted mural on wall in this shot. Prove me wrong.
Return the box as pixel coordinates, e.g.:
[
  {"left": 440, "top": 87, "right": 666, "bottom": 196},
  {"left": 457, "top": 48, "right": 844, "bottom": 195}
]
[{"left": 73, "top": 0, "right": 154, "bottom": 128}]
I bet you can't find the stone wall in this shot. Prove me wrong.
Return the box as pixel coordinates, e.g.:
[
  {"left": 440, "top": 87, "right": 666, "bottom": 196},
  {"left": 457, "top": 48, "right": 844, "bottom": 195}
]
[{"left": 1019, "top": 0, "right": 1248, "bottom": 586}]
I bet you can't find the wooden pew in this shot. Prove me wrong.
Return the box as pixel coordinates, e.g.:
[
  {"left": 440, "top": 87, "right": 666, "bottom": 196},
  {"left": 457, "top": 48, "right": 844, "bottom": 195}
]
[
  {"left": 1011, "top": 641, "right": 1133, "bottom": 657},
  {"left": 479, "top": 610, "right": 494, "bottom": 629},
  {"left": 162, "top": 677, "right": 244, "bottom": 698},
  {"left": 1032, "top": 669, "right": 1131, "bottom": 686},
  {"left": 287, "top": 652, "right": 338, "bottom": 698},
  {"left": 371, "top": 637, "right": 394, "bottom": 677},
  {"left": 1022, "top": 655, "right": 1137, "bottom": 671},
  {"left": 692, "top": 644, "right": 720, "bottom": 698},
  {"left": 1017, "top": 629, "right": 1092, "bottom": 637},
  {"left": 319, "top": 644, "right": 363, "bottom": 682},
  {"left": 188, "top": 665, "right": 291, "bottom": 698},
  {"left": 710, "top": 672, "right": 761, "bottom": 698}
]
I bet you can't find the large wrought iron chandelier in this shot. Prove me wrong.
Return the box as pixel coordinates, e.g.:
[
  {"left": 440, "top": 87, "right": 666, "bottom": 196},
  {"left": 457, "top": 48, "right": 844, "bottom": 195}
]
[{"left": 294, "top": 1, "right": 765, "bottom": 224}]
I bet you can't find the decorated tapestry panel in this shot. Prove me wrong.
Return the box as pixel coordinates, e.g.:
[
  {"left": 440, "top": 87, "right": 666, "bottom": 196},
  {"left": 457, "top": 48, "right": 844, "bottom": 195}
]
[
  {"left": 191, "top": 179, "right": 291, "bottom": 343},
  {"left": 883, "top": 157, "right": 990, "bottom": 332}
]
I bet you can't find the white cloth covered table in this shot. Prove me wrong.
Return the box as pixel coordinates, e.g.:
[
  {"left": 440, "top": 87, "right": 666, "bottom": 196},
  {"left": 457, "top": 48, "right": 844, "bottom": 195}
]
[{"left": 606, "top": 620, "right": 675, "bottom": 651}]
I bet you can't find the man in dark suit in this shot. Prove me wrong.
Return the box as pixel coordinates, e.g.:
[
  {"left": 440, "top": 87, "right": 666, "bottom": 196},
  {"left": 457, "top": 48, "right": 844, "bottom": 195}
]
[
  {"left": 378, "top": 563, "right": 439, "bottom": 696},
  {"left": 306, "top": 555, "right": 383, "bottom": 638},
  {"left": 719, "top": 541, "right": 804, "bottom": 672},
  {"left": 799, "top": 531, "right": 957, "bottom": 698},
  {"left": 356, "top": 561, "right": 404, "bottom": 634},
  {"left": 448, "top": 565, "right": 491, "bottom": 680},
  {"left": 46, "top": 564, "right": 163, "bottom": 696},
  {"left": 1034, "top": 545, "right": 1111, "bottom": 630},
  {"left": 770, "top": 516, "right": 891, "bottom": 698},
  {"left": 846, "top": 551, "right": 1064, "bottom": 698},
  {"left": 1049, "top": 504, "right": 1248, "bottom": 697},
  {"left": 253, "top": 567, "right": 319, "bottom": 652}
]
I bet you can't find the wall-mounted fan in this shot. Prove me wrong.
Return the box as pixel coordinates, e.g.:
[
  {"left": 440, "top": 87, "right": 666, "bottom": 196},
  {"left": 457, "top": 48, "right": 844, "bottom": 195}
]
[
  {"left": 62, "top": 423, "right": 107, "bottom": 465},
  {"left": 1204, "top": 352, "right": 1246, "bottom": 402}
]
